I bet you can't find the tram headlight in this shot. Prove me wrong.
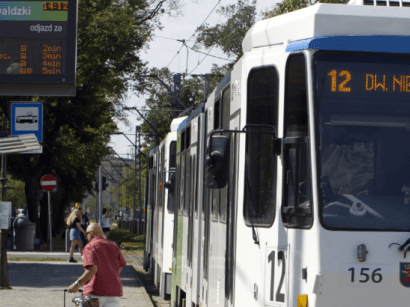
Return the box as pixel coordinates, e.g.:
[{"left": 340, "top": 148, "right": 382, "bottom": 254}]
[{"left": 297, "top": 294, "right": 308, "bottom": 307}]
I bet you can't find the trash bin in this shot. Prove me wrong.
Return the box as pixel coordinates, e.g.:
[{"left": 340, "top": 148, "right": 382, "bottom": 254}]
[{"left": 13, "top": 215, "right": 35, "bottom": 251}]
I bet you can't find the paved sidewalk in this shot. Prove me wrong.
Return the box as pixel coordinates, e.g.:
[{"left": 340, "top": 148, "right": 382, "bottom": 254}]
[
  {"left": 123, "top": 250, "right": 170, "bottom": 307},
  {"left": 1, "top": 251, "right": 156, "bottom": 307}
]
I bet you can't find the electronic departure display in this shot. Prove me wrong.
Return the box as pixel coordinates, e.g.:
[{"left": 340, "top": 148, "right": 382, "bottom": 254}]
[
  {"left": 0, "top": 0, "right": 77, "bottom": 96},
  {"left": 315, "top": 52, "right": 410, "bottom": 102}
]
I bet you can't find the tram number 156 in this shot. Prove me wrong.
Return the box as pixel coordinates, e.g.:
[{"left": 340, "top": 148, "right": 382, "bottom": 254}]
[
  {"left": 341, "top": 264, "right": 390, "bottom": 287},
  {"left": 348, "top": 267, "right": 382, "bottom": 283},
  {"left": 267, "top": 249, "right": 287, "bottom": 304}
]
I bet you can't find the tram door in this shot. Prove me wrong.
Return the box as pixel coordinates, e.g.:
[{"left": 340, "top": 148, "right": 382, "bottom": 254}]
[
  {"left": 280, "top": 53, "right": 313, "bottom": 305},
  {"left": 213, "top": 84, "right": 238, "bottom": 307}
]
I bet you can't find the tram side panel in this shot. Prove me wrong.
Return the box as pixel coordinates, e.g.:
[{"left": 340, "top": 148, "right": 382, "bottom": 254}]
[
  {"left": 206, "top": 75, "right": 232, "bottom": 307},
  {"left": 144, "top": 149, "right": 157, "bottom": 273},
  {"left": 155, "top": 144, "right": 165, "bottom": 289},
  {"left": 198, "top": 92, "right": 215, "bottom": 307},
  {"left": 160, "top": 139, "right": 177, "bottom": 299},
  {"left": 189, "top": 110, "right": 206, "bottom": 306},
  {"left": 171, "top": 130, "right": 185, "bottom": 307},
  {"left": 224, "top": 58, "right": 242, "bottom": 307},
  {"left": 151, "top": 151, "right": 159, "bottom": 279}
]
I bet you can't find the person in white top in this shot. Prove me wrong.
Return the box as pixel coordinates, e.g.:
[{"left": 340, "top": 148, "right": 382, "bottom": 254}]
[{"left": 102, "top": 207, "right": 113, "bottom": 239}]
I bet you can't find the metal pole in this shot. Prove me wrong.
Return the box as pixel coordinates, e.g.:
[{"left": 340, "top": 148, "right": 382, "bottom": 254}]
[
  {"left": 95, "top": 168, "right": 99, "bottom": 224},
  {"left": 133, "top": 126, "right": 137, "bottom": 234},
  {"left": 48, "top": 191, "right": 52, "bottom": 252},
  {"left": 98, "top": 165, "right": 103, "bottom": 229},
  {"left": 0, "top": 117, "right": 9, "bottom": 288},
  {"left": 138, "top": 127, "right": 142, "bottom": 224}
]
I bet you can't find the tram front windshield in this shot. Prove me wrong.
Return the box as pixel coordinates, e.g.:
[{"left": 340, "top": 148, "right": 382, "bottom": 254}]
[{"left": 315, "top": 52, "right": 410, "bottom": 230}]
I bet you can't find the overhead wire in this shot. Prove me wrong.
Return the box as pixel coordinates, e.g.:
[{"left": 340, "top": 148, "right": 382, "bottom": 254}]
[
  {"left": 165, "top": 0, "right": 222, "bottom": 69},
  {"left": 186, "top": 44, "right": 232, "bottom": 61},
  {"left": 188, "top": 46, "right": 216, "bottom": 75}
]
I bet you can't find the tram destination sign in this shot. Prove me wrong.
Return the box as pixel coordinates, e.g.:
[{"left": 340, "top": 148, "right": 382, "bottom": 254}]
[
  {"left": 315, "top": 52, "right": 410, "bottom": 102},
  {"left": 0, "top": 0, "right": 77, "bottom": 96}
]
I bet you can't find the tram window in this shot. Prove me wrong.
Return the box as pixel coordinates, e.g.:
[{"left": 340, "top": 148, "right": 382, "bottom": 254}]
[
  {"left": 212, "top": 190, "right": 219, "bottom": 222},
  {"left": 186, "top": 126, "right": 191, "bottom": 148},
  {"left": 169, "top": 141, "right": 176, "bottom": 169},
  {"left": 285, "top": 54, "right": 308, "bottom": 138},
  {"left": 160, "top": 146, "right": 165, "bottom": 210},
  {"left": 203, "top": 111, "right": 208, "bottom": 221},
  {"left": 174, "top": 159, "right": 181, "bottom": 214},
  {"left": 313, "top": 52, "right": 410, "bottom": 231},
  {"left": 283, "top": 141, "right": 312, "bottom": 228},
  {"left": 184, "top": 153, "right": 191, "bottom": 216},
  {"left": 181, "top": 131, "right": 186, "bottom": 151},
  {"left": 179, "top": 155, "right": 185, "bottom": 214},
  {"left": 167, "top": 142, "right": 177, "bottom": 214},
  {"left": 193, "top": 155, "right": 198, "bottom": 218},
  {"left": 214, "top": 100, "right": 221, "bottom": 130},
  {"left": 222, "top": 86, "right": 231, "bottom": 129},
  {"left": 244, "top": 66, "right": 279, "bottom": 227},
  {"left": 150, "top": 173, "right": 156, "bottom": 210},
  {"left": 282, "top": 54, "right": 312, "bottom": 228},
  {"left": 219, "top": 87, "right": 230, "bottom": 223},
  {"left": 195, "top": 117, "right": 200, "bottom": 219}
]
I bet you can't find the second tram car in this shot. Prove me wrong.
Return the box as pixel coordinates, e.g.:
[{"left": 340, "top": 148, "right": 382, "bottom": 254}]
[{"left": 144, "top": 116, "right": 186, "bottom": 299}]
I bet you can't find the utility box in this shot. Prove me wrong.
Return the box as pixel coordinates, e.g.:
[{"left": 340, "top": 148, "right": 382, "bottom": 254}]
[{"left": 13, "top": 215, "right": 35, "bottom": 251}]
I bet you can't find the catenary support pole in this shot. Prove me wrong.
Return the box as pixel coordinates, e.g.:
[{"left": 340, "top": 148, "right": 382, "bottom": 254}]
[
  {"left": 138, "top": 126, "right": 142, "bottom": 228},
  {"left": 99, "top": 165, "right": 103, "bottom": 229},
  {"left": 48, "top": 191, "right": 52, "bottom": 252},
  {"left": 133, "top": 126, "right": 137, "bottom": 234},
  {"left": 95, "top": 168, "right": 99, "bottom": 224},
  {"left": 0, "top": 117, "right": 9, "bottom": 288}
]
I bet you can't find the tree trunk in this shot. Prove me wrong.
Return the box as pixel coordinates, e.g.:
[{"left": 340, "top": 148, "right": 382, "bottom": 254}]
[
  {"left": 39, "top": 196, "right": 48, "bottom": 243},
  {"left": 25, "top": 175, "right": 41, "bottom": 242},
  {"left": 20, "top": 155, "right": 46, "bottom": 245}
]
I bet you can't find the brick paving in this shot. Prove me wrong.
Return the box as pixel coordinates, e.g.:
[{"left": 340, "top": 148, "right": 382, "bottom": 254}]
[{"left": 122, "top": 249, "right": 170, "bottom": 307}]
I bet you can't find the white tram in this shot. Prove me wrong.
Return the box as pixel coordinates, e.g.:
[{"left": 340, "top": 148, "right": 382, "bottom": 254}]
[
  {"left": 164, "top": 1, "right": 410, "bottom": 306},
  {"left": 143, "top": 116, "right": 186, "bottom": 299}
]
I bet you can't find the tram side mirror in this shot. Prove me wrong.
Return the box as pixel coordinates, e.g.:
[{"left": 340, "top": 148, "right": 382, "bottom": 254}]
[
  {"left": 205, "top": 135, "right": 230, "bottom": 189},
  {"left": 164, "top": 172, "right": 175, "bottom": 193}
]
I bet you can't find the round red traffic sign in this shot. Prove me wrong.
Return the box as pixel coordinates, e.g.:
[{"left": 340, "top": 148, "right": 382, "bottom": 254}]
[{"left": 40, "top": 174, "right": 57, "bottom": 191}]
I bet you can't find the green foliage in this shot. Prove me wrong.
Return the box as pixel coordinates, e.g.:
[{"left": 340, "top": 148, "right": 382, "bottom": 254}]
[
  {"left": 194, "top": 0, "right": 257, "bottom": 61},
  {"left": 112, "top": 165, "right": 145, "bottom": 210},
  {"left": 84, "top": 194, "right": 96, "bottom": 215},
  {"left": 0, "top": 0, "right": 181, "bottom": 237},
  {"left": 6, "top": 175, "right": 26, "bottom": 210},
  {"left": 139, "top": 66, "right": 228, "bottom": 154},
  {"left": 262, "top": 0, "right": 348, "bottom": 18}
]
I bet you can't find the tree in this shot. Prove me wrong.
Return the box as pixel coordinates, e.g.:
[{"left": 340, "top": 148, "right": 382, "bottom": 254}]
[
  {"left": 6, "top": 175, "right": 26, "bottom": 212},
  {"left": 194, "top": 0, "right": 257, "bottom": 61},
  {"left": 1, "top": 0, "right": 181, "bottom": 243},
  {"left": 138, "top": 66, "right": 228, "bottom": 154},
  {"left": 262, "top": 0, "right": 348, "bottom": 18}
]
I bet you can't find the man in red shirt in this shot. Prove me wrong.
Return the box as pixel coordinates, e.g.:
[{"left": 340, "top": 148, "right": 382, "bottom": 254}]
[{"left": 67, "top": 223, "right": 127, "bottom": 307}]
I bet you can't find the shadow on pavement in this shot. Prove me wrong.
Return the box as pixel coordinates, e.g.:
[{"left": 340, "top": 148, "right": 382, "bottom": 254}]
[
  {"left": 8, "top": 262, "right": 144, "bottom": 290},
  {"left": 8, "top": 262, "right": 84, "bottom": 288}
]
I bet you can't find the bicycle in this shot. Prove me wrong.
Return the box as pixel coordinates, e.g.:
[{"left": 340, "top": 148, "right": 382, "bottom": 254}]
[{"left": 64, "top": 289, "right": 99, "bottom": 307}]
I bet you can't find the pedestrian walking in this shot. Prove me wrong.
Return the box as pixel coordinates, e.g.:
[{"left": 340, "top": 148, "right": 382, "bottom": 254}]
[
  {"left": 80, "top": 209, "right": 90, "bottom": 247},
  {"left": 102, "top": 207, "right": 113, "bottom": 239},
  {"left": 67, "top": 223, "right": 127, "bottom": 307},
  {"left": 67, "top": 209, "right": 86, "bottom": 263}
]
